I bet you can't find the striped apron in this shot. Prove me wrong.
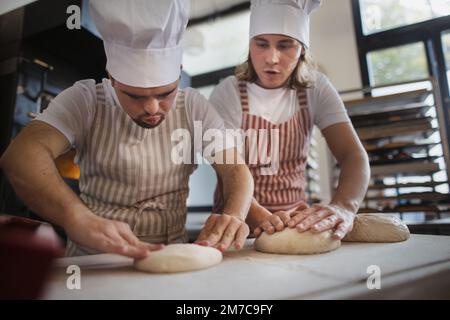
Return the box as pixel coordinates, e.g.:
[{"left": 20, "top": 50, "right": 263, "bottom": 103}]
[
  {"left": 66, "top": 84, "right": 196, "bottom": 256},
  {"left": 213, "top": 81, "right": 312, "bottom": 213}
]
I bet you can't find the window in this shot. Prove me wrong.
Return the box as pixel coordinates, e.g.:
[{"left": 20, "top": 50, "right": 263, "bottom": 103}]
[
  {"left": 442, "top": 30, "right": 450, "bottom": 95},
  {"left": 367, "top": 42, "right": 428, "bottom": 86},
  {"left": 360, "top": 0, "right": 450, "bottom": 35},
  {"left": 353, "top": 0, "right": 450, "bottom": 97},
  {"left": 182, "top": 10, "right": 250, "bottom": 76},
  {"left": 352, "top": 0, "right": 450, "bottom": 219}
]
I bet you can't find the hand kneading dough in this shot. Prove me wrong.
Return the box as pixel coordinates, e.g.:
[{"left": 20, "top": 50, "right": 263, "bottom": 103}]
[
  {"left": 343, "top": 213, "right": 410, "bottom": 242},
  {"left": 254, "top": 228, "right": 341, "bottom": 255},
  {"left": 134, "top": 244, "right": 222, "bottom": 273}
]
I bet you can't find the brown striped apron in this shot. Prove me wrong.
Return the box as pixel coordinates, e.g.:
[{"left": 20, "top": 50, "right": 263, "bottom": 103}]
[
  {"left": 213, "top": 81, "right": 312, "bottom": 213},
  {"left": 66, "top": 84, "right": 196, "bottom": 256}
]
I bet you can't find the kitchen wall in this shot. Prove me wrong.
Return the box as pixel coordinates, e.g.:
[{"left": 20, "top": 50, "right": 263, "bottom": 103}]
[
  {"left": 311, "top": 0, "right": 362, "bottom": 92},
  {"left": 309, "top": 0, "right": 363, "bottom": 202}
]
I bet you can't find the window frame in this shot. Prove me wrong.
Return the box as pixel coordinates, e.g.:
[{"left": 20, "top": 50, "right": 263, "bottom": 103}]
[{"left": 352, "top": 0, "right": 450, "bottom": 147}]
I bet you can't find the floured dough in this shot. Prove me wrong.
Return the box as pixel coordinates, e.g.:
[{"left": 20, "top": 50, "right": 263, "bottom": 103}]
[
  {"left": 134, "top": 244, "right": 222, "bottom": 273},
  {"left": 254, "top": 228, "right": 341, "bottom": 255},
  {"left": 343, "top": 213, "right": 410, "bottom": 242}
]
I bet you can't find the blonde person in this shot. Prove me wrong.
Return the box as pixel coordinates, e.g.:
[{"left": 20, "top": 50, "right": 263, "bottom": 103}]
[
  {"left": 0, "top": 0, "right": 253, "bottom": 257},
  {"left": 210, "top": 0, "right": 370, "bottom": 240}
]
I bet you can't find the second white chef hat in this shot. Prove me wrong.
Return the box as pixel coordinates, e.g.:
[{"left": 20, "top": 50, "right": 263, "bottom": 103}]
[{"left": 249, "top": 0, "right": 322, "bottom": 48}]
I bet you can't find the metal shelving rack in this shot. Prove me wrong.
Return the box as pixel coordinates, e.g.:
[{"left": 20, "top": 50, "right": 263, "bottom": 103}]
[
  {"left": 335, "top": 78, "right": 450, "bottom": 222},
  {"left": 305, "top": 133, "right": 321, "bottom": 204}
]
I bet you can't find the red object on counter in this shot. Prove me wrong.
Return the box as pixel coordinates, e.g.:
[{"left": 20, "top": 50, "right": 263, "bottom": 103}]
[{"left": 0, "top": 214, "right": 64, "bottom": 299}]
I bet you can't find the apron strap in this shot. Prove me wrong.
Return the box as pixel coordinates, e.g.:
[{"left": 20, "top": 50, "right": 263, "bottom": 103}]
[{"left": 238, "top": 81, "right": 249, "bottom": 113}]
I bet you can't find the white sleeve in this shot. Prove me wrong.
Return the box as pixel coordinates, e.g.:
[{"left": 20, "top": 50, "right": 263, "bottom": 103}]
[
  {"left": 33, "top": 79, "right": 96, "bottom": 150},
  {"left": 310, "top": 72, "right": 350, "bottom": 131},
  {"left": 208, "top": 76, "right": 242, "bottom": 130},
  {"left": 184, "top": 88, "right": 236, "bottom": 156}
]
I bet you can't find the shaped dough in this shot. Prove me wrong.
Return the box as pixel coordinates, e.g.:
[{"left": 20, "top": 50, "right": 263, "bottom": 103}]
[
  {"left": 343, "top": 213, "right": 410, "bottom": 242},
  {"left": 134, "top": 243, "right": 222, "bottom": 273},
  {"left": 254, "top": 228, "right": 341, "bottom": 255}
]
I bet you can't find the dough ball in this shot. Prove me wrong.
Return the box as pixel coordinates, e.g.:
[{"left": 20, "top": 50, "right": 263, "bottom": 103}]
[
  {"left": 343, "top": 213, "right": 410, "bottom": 243},
  {"left": 134, "top": 243, "right": 222, "bottom": 273},
  {"left": 254, "top": 228, "right": 341, "bottom": 255}
]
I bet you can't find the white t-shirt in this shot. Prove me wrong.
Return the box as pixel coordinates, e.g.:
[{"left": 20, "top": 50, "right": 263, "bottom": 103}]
[
  {"left": 209, "top": 72, "right": 350, "bottom": 130},
  {"left": 35, "top": 78, "right": 234, "bottom": 155}
]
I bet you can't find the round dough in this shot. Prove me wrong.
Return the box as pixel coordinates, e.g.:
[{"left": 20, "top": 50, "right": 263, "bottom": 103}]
[
  {"left": 343, "top": 213, "right": 410, "bottom": 242},
  {"left": 254, "top": 228, "right": 341, "bottom": 255},
  {"left": 134, "top": 244, "right": 222, "bottom": 273}
]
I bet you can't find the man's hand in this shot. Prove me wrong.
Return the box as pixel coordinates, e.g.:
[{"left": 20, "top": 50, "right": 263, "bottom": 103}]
[
  {"left": 252, "top": 211, "right": 290, "bottom": 237},
  {"left": 64, "top": 213, "right": 164, "bottom": 258},
  {"left": 195, "top": 213, "right": 249, "bottom": 252},
  {"left": 287, "top": 203, "right": 356, "bottom": 239},
  {"left": 253, "top": 202, "right": 309, "bottom": 237}
]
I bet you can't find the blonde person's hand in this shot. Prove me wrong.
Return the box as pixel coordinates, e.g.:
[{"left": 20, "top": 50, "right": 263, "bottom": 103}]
[
  {"left": 195, "top": 213, "right": 249, "bottom": 252},
  {"left": 64, "top": 213, "right": 164, "bottom": 258},
  {"left": 253, "top": 202, "right": 310, "bottom": 237},
  {"left": 253, "top": 211, "right": 290, "bottom": 237},
  {"left": 287, "top": 203, "right": 356, "bottom": 240}
]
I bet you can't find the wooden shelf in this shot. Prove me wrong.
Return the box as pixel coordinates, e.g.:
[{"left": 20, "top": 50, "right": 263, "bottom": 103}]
[
  {"left": 368, "top": 181, "right": 448, "bottom": 190},
  {"left": 308, "top": 149, "right": 318, "bottom": 160},
  {"left": 365, "top": 191, "right": 450, "bottom": 202},
  {"left": 371, "top": 161, "right": 440, "bottom": 176},
  {"left": 305, "top": 129, "right": 322, "bottom": 203},
  {"left": 351, "top": 105, "right": 432, "bottom": 128},
  {"left": 366, "top": 142, "right": 441, "bottom": 154},
  {"left": 306, "top": 170, "right": 320, "bottom": 182},
  {"left": 306, "top": 159, "right": 318, "bottom": 170},
  {"left": 359, "top": 205, "right": 450, "bottom": 214},
  {"left": 369, "top": 155, "right": 440, "bottom": 166},
  {"left": 335, "top": 155, "right": 441, "bottom": 167},
  {"left": 358, "top": 207, "right": 435, "bottom": 213},
  {"left": 344, "top": 88, "right": 430, "bottom": 110},
  {"left": 357, "top": 119, "right": 434, "bottom": 140},
  {"left": 390, "top": 205, "right": 449, "bottom": 213}
]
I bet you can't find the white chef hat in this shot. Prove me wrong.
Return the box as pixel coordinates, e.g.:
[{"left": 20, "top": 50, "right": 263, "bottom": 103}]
[
  {"left": 249, "top": 0, "right": 322, "bottom": 48},
  {"left": 89, "top": 0, "right": 189, "bottom": 87}
]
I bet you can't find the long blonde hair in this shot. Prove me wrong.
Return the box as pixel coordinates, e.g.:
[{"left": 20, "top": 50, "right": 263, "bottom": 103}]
[{"left": 235, "top": 47, "right": 317, "bottom": 89}]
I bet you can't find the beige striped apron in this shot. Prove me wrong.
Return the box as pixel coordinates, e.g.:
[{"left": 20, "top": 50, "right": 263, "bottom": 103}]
[
  {"left": 213, "top": 81, "right": 312, "bottom": 213},
  {"left": 66, "top": 84, "right": 196, "bottom": 256}
]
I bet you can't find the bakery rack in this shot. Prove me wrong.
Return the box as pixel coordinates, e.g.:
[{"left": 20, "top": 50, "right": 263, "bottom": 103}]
[{"left": 336, "top": 78, "right": 450, "bottom": 224}]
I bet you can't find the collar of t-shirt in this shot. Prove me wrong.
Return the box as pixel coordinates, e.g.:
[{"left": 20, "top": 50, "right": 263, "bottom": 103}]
[{"left": 246, "top": 82, "right": 299, "bottom": 124}]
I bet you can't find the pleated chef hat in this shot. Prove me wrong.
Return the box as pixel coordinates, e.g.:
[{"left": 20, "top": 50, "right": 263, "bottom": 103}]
[
  {"left": 89, "top": 0, "right": 189, "bottom": 87},
  {"left": 249, "top": 0, "right": 322, "bottom": 48}
]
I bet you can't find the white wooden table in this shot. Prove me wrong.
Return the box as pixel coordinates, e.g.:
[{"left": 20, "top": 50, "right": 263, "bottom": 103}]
[{"left": 41, "top": 234, "right": 450, "bottom": 299}]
